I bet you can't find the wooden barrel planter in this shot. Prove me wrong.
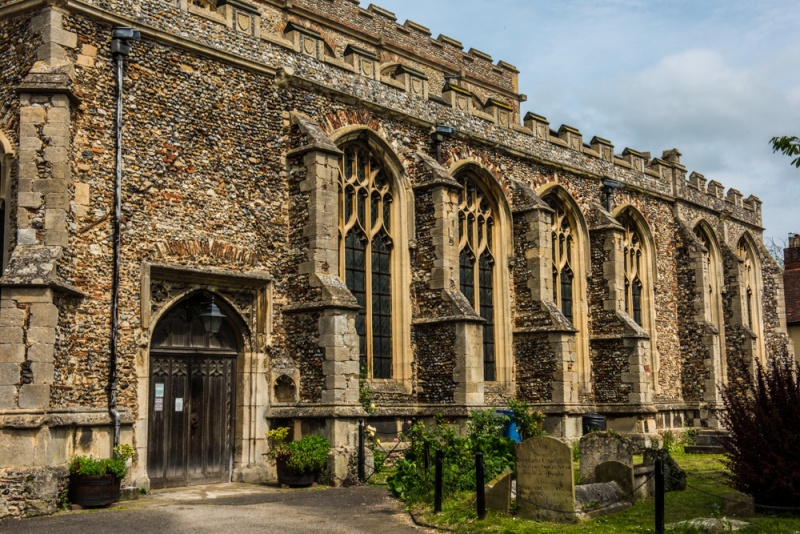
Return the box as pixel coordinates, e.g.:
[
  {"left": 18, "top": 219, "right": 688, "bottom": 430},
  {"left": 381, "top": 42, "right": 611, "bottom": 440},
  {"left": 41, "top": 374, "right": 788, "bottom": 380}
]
[
  {"left": 69, "top": 474, "right": 121, "bottom": 507},
  {"left": 276, "top": 459, "right": 316, "bottom": 488}
]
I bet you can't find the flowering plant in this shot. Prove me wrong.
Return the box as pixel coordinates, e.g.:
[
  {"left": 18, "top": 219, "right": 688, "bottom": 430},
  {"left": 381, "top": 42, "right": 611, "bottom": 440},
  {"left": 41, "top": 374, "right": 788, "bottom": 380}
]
[{"left": 267, "top": 427, "right": 292, "bottom": 461}]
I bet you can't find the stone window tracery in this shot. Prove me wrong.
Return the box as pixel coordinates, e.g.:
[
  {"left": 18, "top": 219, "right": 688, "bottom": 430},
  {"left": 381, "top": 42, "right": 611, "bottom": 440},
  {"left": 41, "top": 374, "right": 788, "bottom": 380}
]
[
  {"left": 339, "top": 143, "right": 394, "bottom": 379},
  {"left": 694, "top": 227, "right": 721, "bottom": 328},
  {"left": 457, "top": 173, "right": 496, "bottom": 381},
  {"left": 737, "top": 240, "right": 754, "bottom": 327},
  {"left": 737, "top": 236, "right": 765, "bottom": 365},
  {"left": 620, "top": 214, "right": 644, "bottom": 326},
  {"left": 692, "top": 223, "right": 727, "bottom": 391},
  {"left": 541, "top": 187, "right": 591, "bottom": 391},
  {"left": 547, "top": 199, "right": 575, "bottom": 322}
]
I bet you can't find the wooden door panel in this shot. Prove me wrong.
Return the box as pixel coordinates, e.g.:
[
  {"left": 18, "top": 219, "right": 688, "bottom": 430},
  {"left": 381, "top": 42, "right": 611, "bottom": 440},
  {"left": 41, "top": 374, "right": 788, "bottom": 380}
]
[{"left": 148, "top": 354, "right": 234, "bottom": 489}]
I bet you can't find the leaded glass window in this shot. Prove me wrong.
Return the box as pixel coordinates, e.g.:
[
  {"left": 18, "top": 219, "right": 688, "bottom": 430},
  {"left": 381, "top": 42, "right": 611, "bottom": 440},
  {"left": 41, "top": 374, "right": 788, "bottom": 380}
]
[
  {"left": 695, "top": 230, "right": 711, "bottom": 290},
  {"left": 694, "top": 226, "right": 720, "bottom": 327},
  {"left": 620, "top": 214, "right": 644, "bottom": 326},
  {"left": 457, "top": 174, "right": 496, "bottom": 381},
  {"left": 547, "top": 198, "right": 575, "bottom": 323},
  {"left": 339, "top": 144, "right": 394, "bottom": 379},
  {"left": 737, "top": 239, "right": 755, "bottom": 329}
]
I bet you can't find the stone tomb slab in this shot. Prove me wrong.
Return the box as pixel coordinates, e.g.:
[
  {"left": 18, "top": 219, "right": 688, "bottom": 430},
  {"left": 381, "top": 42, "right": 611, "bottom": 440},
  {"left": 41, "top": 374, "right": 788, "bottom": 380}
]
[
  {"left": 516, "top": 436, "right": 577, "bottom": 523},
  {"left": 484, "top": 469, "right": 512, "bottom": 514}
]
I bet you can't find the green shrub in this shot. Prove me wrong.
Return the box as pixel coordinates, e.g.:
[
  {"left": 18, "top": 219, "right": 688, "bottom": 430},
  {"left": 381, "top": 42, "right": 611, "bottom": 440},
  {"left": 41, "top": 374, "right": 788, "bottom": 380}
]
[
  {"left": 284, "top": 435, "right": 331, "bottom": 474},
  {"left": 682, "top": 427, "right": 698, "bottom": 446},
  {"left": 506, "top": 398, "right": 545, "bottom": 440},
  {"left": 721, "top": 357, "right": 800, "bottom": 510},
  {"left": 387, "top": 411, "right": 515, "bottom": 503},
  {"left": 69, "top": 443, "right": 134, "bottom": 479},
  {"left": 662, "top": 430, "right": 680, "bottom": 453},
  {"left": 268, "top": 427, "right": 331, "bottom": 475}
]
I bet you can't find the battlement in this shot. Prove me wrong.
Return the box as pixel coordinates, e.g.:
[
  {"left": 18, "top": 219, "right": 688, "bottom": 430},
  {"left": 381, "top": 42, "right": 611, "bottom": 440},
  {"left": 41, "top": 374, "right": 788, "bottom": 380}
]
[{"left": 12, "top": 0, "right": 760, "bottom": 227}]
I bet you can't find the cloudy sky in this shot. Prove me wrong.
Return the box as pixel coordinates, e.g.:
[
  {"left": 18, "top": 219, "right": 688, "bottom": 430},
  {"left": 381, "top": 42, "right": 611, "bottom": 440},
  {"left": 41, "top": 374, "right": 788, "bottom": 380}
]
[{"left": 376, "top": 0, "right": 800, "bottom": 246}]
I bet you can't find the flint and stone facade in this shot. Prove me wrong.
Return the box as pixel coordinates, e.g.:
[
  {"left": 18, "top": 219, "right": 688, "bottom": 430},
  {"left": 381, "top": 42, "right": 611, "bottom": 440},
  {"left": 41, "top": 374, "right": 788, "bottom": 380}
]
[{"left": 0, "top": 0, "right": 793, "bottom": 517}]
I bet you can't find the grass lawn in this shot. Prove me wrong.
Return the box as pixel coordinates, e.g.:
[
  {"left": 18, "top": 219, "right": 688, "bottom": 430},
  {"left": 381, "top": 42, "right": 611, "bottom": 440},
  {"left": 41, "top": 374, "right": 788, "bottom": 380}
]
[{"left": 378, "top": 447, "right": 800, "bottom": 533}]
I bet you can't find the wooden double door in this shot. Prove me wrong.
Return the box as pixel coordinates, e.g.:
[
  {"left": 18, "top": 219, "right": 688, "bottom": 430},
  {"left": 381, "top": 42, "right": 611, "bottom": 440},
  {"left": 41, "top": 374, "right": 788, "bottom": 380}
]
[{"left": 147, "top": 352, "right": 236, "bottom": 489}]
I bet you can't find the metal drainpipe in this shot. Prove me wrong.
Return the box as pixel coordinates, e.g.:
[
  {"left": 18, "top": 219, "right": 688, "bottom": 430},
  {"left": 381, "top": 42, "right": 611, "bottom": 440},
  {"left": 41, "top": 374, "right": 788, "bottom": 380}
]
[{"left": 110, "top": 27, "right": 140, "bottom": 447}]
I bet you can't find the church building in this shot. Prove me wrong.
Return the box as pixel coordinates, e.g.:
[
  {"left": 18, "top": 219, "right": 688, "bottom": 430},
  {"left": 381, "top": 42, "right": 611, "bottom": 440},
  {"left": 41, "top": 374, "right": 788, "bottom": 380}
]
[{"left": 0, "top": 0, "right": 792, "bottom": 517}]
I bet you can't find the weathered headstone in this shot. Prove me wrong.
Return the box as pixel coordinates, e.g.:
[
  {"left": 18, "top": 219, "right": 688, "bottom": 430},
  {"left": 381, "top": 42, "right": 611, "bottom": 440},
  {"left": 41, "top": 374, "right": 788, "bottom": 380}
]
[
  {"left": 595, "top": 460, "right": 634, "bottom": 499},
  {"left": 484, "top": 469, "right": 512, "bottom": 514},
  {"left": 579, "top": 432, "right": 633, "bottom": 484},
  {"left": 643, "top": 448, "right": 686, "bottom": 491},
  {"left": 516, "top": 436, "right": 577, "bottom": 523}
]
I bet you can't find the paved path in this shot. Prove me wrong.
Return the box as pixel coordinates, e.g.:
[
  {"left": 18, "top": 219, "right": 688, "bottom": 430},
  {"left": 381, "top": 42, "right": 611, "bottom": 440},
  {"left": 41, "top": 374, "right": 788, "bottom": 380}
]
[{"left": 0, "top": 484, "right": 430, "bottom": 533}]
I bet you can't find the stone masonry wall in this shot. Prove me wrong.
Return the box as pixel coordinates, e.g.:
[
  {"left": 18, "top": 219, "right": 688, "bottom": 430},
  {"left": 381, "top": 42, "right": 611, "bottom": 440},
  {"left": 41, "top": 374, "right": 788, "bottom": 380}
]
[
  {"left": 0, "top": 465, "right": 68, "bottom": 519},
  {"left": 0, "top": 12, "right": 38, "bottom": 150},
  {"left": 514, "top": 334, "right": 555, "bottom": 402},
  {"left": 413, "top": 322, "right": 456, "bottom": 404},
  {"left": 285, "top": 311, "right": 324, "bottom": 403},
  {"left": 55, "top": 13, "right": 288, "bottom": 411}
]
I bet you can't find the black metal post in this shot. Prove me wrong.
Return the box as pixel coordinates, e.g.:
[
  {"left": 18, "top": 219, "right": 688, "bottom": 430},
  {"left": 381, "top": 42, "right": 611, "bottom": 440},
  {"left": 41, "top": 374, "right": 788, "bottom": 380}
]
[
  {"left": 434, "top": 449, "right": 443, "bottom": 514},
  {"left": 358, "top": 419, "right": 365, "bottom": 482},
  {"left": 655, "top": 456, "right": 665, "bottom": 534},
  {"left": 476, "top": 452, "right": 486, "bottom": 520},
  {"left": 424, "top": 442, "right": 430, "bottom": 471}
]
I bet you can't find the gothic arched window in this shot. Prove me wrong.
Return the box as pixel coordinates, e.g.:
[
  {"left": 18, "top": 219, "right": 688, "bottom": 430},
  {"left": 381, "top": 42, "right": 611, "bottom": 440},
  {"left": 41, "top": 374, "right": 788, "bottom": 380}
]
[
  {"left": 737, "top": 236, "right": 765, "bottom": 365},
  {"left": 619, "top": 214, "right": 644, "bottom": 326},
  {"left": 736, "top": 239, "right": 754, "bottom": 328},
  {"left": 339, "top": 144, "right": 394, "bottom": 379},
  {"left": 692, "top": 222, "right": 727, "bottom": 391},
  {"left": 694, "top": 226, "right": 722, "bottom": 329},
  {"left": 541, "top": 187, "right": 591, "bottom": 391},
  {"left": 547, "top": 198, "right": 575, "bottom": 322},
  {"left": 457, "top": 173, "right": 496, "bottom": 381}
]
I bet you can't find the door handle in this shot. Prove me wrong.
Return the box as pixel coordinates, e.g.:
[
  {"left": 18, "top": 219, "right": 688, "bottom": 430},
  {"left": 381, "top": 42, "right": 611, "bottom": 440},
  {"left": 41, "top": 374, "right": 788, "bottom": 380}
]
[{"left": 190, "top": 412, "right": 199, "bottom": 429}]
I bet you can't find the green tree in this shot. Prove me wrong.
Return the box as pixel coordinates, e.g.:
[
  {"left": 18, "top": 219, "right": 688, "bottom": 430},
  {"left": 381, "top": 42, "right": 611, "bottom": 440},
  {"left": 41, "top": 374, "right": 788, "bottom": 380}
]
[{"left": 770, "top": 136, "right": 800, "bottom": 168}]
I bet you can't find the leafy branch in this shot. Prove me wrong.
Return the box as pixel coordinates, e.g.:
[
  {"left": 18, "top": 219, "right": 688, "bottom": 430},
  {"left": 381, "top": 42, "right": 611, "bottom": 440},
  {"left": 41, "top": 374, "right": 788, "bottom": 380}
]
[{"left": 770, "top": 136, "right": 800, "bottom": 168}]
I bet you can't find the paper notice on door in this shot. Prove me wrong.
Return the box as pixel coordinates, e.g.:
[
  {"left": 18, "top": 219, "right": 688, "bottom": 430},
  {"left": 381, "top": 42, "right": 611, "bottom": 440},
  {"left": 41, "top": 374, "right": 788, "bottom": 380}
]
[
  {"left": 155, "top": 383, "right": 165, "bottom": 398},
  {"left": 175, "top": 397, "right": 184, "bottom": 412},
  {"left": 154, "top": 397, "right": 164, "bottom": 412}
]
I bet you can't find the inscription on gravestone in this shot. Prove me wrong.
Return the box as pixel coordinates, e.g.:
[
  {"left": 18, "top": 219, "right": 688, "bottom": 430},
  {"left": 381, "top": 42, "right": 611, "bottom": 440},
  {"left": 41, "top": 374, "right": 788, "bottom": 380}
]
[{"left": 516, "top": 436, "right": 577, "bottom": 523}]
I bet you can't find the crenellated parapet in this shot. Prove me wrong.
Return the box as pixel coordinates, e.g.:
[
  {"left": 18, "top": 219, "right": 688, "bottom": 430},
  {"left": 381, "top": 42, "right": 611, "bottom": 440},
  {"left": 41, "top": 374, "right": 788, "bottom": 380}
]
[
  {"left": 519, "top": 112, "right": 761, "bottom": 227},
  {"left": 3, "top": 0, "right": 760, "bottom": 229}
]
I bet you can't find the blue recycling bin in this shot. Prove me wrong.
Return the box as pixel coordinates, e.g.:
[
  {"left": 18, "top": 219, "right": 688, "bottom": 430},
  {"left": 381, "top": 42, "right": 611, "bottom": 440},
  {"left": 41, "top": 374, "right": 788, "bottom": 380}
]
[{"left": 495, "top": 409, "right": 522, "bottom": 442}]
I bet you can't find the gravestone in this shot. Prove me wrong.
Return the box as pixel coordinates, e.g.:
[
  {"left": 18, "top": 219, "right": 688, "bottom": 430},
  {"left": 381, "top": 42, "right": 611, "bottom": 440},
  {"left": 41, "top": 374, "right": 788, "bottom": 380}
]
[
  {"left": 579, "top": 432, "right": 633, "bottom": 484},
  {"left": 516, "top": 436, "right": 577, "bottom": 523},
  {"left": 484, "top": 469, "right": 512, "bottom": 514},
  {"left": 643, "top": 448, "right": 686, "bottom": 491},
  {"left": 595, "top": 460, "right": 634, "bottom": 498}
]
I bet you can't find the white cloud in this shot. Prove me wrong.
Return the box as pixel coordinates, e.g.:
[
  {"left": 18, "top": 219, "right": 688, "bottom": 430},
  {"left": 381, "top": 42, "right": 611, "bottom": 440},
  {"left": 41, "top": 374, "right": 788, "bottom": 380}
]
[{"left": 372, "top": 0, "right": 800, "bottom": 238}]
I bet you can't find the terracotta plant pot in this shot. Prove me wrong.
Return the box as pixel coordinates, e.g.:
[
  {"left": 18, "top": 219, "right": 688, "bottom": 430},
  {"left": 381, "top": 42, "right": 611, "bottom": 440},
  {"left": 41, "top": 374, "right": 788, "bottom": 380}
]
[
  {"left": 276, "top": 458, "right": 317, "bottom": 488},
  {"left": 69, "top": 474, "right": 121, "bottom": 507}
]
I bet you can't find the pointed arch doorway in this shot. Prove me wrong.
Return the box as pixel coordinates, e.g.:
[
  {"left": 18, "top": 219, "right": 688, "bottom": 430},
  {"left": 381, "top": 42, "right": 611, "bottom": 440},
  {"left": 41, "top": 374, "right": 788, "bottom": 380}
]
[{"left": 147, "top": 292, "right": 239, "bottom": 489}]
